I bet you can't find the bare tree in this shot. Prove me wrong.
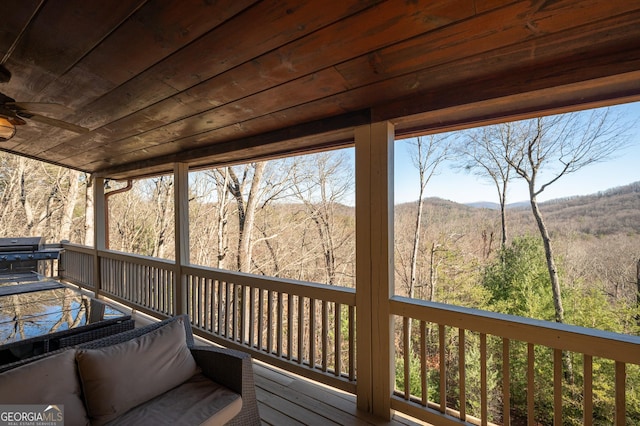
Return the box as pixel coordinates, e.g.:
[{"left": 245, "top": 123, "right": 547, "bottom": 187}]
[
  {"left": 291, "top": 151, "right": 354, "bottom": 285},
  {"left": 401, "top": 135, "right": 452, "bottom": 300},
  {"left": 503, "top": 109, "right": 630, "bottom": 323},
  {"left": 459, "top": 124, "right": 514, "bottom": 248}
]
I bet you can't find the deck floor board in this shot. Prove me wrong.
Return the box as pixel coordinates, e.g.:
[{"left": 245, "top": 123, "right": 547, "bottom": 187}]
[{"left": 253, "top": 362, "right": 429, "bottom": 426}]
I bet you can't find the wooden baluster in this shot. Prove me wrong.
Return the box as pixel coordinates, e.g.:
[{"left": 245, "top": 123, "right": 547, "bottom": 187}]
[
  {"left": 249, "top": 286, "right": 255, "bottom": 347},
  {"left": 503, "top": 338, "right": 510, "bottom": 426},
  {"left": 553, "top": 349, "right": 562, "bottom": 426},
  {"left": 217, "top": 280, "right": 223, "bottom": 335},
  {"left": 322, "top": 300, "right": 328, "bottom": 372},
  {"left": 349, "top": 305, "right": 355, "bottom": 381},
  {"left": 335, "top": 303, "right": 342, "bottom": 377},
  {"left": 481, "top": 333, "right": 487, "bottom": 426},
  {"left": 239, "top": 284, "right": 246, "bottom": 344},
  {"left": 204, "top": 277, "right": 211, "bottom": 331},
  {"left": 615, "top": 361, "right": 626, "bottom": 426},
  {"left": 287, "top": 294, "right": 293, "bottom": 360},
  {"left": 258, "top": 289, "right": 264, "bottom": 350},
  {"left": 309, "top": 298, "right": 316, "bottom": 369},
  {"left": 583, "top": 354, "right": 593, "bottom": 426},
  {"left": 421, "top": 321, "right": 427, "bottom": 407},
  {"left": 277, "top": 292, "right": 283, "bottom": 356},
  {"left": 298, "top": 296, "right": 304, "bottom": 365},
  {"left": 527, "top": 343, "right": 535, "bottom": 426},
  {"left": 459, "top": 328, "right": 466, "bottom": 421},
  {"left": 439, "top": 325, "right": 446, "bottom": 414},
  {"left": 267, "top": 290, "right": 273, "bottom": 354},
  {"left": 404, "top": 316, "right": 410, "bottom": 400},
  {"left": 225, "top": 281, "right": 231, "bottom": 338}
]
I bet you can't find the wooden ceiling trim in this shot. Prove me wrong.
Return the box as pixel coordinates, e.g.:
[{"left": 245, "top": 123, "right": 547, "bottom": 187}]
[
  {"left": 380, "top": 52, "right": 640, "bottom": 134},
  {"left": 392, "top": 75, "right": 640, "bottom": 140},
  {"left": 53, "top": 0, "right": 478, "bottom": 165},
  {"left": 81, "top": 95, "right": 355, "bottom": 169},
  {"left": 64, "top": 0, "right": 639, "bottom": 169},
  {"left": 94, "top": 109, "right": 369, "bottom": 178}
]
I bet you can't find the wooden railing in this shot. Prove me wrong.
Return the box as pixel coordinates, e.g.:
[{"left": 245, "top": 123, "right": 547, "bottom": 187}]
[
  {"left": 59, "top": 244, "right": 356, "bottom": 393},
  {"left": 183, "top": 266, "right": 356, "bottom": 392},
  {"left": 391, "top": 296, "right": 640, "bottom": 426},
  {"left": 57, "top": 243, "right": 94, "bottom": 290},
  {"left": 100, "top": 250, "right": 175, "bottom": 318},
  {"left": 59, "top": 244, "right": 640, "bottom": 424}
]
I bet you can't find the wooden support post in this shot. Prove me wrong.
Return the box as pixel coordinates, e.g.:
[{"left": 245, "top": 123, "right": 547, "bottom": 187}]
[
  {"left": 174, "top": 163, "right": 190, "bottom": 317},
  {"left": 355, "top": 121, "right": 395, "bottom": 419},
  {"left": 93, "top": 176, "right": 106, "bottom": 298}
]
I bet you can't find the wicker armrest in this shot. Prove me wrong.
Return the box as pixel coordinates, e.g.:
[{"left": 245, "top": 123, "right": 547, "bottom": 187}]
[{"left": 191, "top": 346, "right": 260, "bottom": 426}]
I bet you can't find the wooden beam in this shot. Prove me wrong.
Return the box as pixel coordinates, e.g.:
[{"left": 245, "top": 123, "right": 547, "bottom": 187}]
[
  {"left": 93, "top": 176, "right": 106, "bottom": 298},
  {"left": 173, "top": 163, "right": 189, "bottom": 316},
  {"left": 355, "top": 121, "right": 394, "bottom": 418},
  {"left": 95, "top": 110, "right": 369, "bottom": 179},
  {"left": 381, "top": 49, "right": 640, "bottom": 137}
]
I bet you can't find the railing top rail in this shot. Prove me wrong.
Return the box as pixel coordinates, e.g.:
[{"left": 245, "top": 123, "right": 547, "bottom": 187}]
[
  {"left": 391, "top": 296, "right": 640, "bottom": 364},
  {"left": 183, "top": 264, "right": 356, "bottom": 306},
  {"left": 60, "top": 242, "right": 94, "bottom": 254},
  {"left": 98, "top": 249, "right": 176, "bottom": 268}
]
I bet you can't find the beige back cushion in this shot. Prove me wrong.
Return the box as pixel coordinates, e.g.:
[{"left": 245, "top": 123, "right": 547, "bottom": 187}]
[
  {"left": 76, "top": 317, "right": 199, "bottom": 425},
  {"left": 0, "top": 350, "right": 90, "bottom": 426}
]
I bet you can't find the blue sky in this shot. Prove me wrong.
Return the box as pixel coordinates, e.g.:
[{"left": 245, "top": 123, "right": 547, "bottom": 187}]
[{"left": 393, "top": 102, "right": 640, "bottom": 205}]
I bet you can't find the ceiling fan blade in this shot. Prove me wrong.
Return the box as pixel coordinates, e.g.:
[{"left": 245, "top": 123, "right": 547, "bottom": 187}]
[
  {"left": 23, "top": 113, "right": 89, "bottom": 134},
  {"left": 9, "top": 101, "right": 73, "bottom": 116}
]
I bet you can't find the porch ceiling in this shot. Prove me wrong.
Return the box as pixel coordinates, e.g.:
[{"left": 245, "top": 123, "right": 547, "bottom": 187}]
[{"left": 0, "top": 0, "right": 639, "bottom": 179}]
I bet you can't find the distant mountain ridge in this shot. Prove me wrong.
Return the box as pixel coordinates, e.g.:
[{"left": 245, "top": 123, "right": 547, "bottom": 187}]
[
  {"left": 463, "top": 181, "right": 640, "bottom": 211},
  {"left": 395, "top": 181, "right": 640, "bottom": 237},
  {"left": 465, "top": 201, "right": 529, "bottom": 210}
]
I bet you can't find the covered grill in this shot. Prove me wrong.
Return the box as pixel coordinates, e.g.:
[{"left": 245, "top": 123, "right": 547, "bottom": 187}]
[{"left": 0, "top": 237, "right": 61, "bottom": 274}]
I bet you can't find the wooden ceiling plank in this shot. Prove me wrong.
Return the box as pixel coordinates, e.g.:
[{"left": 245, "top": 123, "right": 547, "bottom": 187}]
[
  {"left": 0, "top": 0, "right": 43, "bottom": 61},
  {"left": 47, "top": 0, "right": 485, "bottom": 162},
  {"left": 32, "top": 0, "right": 383, "bottom": 160},
  {"left": 67, "top": 0, "right": 382, "bottom": 130},
  {"left": 2, "top": 0, "right": 146, "bottom": 100},
  {"left": 37, "top": 0, "right": 258, "bottom": 111},
  {"left": 66, "top": 4, "right": 640, "bottom": 167},
  {"left": 89, "top": 36, "right": 640, "bottom": 172},
  {"left": 115, "top": 0, "right": 476, "bottom": 126},
  {"left": 74, "top": 0, "right": 637, "bottom": 163},
  {"left": 14, "top": 0, "right": 259, "bottom": 157},
  {"left": 335, "top": 1, "right": 640, "bottom": 88},
  {"left": 72, "top": 67, "right": 351, "bottom": 157}
]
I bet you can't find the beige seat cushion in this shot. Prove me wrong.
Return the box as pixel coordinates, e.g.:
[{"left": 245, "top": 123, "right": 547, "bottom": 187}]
[
  {"left": 76, "top": 317, "right": 199, "bottom": 425},
  {"left": 104, "top": 373, "right": 242, "bottom": 425},
  {"left": 0, "top": 350, "right": 90, "bottom": 426}
]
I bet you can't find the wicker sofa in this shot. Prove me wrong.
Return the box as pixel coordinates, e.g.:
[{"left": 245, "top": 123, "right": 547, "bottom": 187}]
[{"left": 0, "top": 315, "right": 260, "bottom": 426}]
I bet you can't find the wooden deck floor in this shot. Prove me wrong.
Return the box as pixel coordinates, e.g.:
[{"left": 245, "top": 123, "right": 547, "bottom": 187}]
[{"left": 254, "top": 361, "right": 428, "bottom": 426}]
